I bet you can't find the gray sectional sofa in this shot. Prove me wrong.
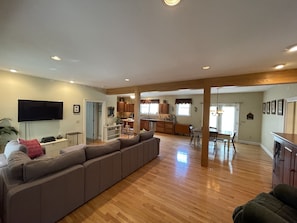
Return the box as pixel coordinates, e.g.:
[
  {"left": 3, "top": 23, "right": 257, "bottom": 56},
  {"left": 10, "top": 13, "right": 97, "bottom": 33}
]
[{"left": 0, "top": 131, "right": 160, "bottom": 223}]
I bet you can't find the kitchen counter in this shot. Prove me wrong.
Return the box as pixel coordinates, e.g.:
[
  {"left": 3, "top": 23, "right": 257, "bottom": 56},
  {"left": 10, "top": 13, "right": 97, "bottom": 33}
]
[{"left": 141, "top": 118, "right": 174, "bottom": 123}]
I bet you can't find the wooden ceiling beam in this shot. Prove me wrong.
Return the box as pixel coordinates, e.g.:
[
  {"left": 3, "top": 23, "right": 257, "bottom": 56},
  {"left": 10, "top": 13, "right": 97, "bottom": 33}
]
[{"left": 105, "top": 69, "right": 297, "bottom": 95}]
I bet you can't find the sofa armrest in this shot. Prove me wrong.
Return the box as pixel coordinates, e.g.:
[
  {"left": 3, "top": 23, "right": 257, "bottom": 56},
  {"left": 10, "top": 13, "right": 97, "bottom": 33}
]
[
  {"left": 273, "top": 184, "right": 297, "bottom": 210},
  {"left": 240, "top": 201, "right": 288, "bottom": 223}
]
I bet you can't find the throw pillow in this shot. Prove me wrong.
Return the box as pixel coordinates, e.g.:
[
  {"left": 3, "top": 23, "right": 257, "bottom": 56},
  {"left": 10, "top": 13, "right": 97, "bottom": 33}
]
[
  {"left": 118, "top": 135, "right": 140, "bottom": 149},
  {"left": 18, "top": 138, "right": 44, "bottom": 159}
]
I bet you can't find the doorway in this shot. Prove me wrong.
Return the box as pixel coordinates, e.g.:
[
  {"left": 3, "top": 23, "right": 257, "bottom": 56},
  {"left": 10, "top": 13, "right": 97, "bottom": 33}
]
[{"left": 84, "top": 100, "right": 105, "bottom": 144}]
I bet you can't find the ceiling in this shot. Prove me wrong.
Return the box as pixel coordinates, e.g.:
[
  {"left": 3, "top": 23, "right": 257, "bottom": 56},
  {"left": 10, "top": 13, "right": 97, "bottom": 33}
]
[{"left": 1, "top": 0, "right": 297, "bottom": 95}]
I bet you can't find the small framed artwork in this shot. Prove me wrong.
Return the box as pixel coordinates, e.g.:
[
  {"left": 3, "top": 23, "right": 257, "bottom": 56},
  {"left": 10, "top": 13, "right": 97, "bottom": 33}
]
[
  {"left": 262, "top": 103, "right": 266, "bottom": 114},
  {"left": 277, "top": 99, "right": 284, "bottom": 115},
  {"left": 271, "top": 100, "right": 276, "bottom": 114},
  {"left": 73, "top": 104, "right": 80, "bottom": 113},
  {"left": 266, "top": 102, "right": 270, "bottom": 114}
]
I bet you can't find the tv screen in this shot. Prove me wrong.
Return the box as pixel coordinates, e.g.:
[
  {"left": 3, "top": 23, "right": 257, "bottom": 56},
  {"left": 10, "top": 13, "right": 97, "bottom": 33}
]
[{"left": 18, "top": 100, "right": 63, "bottom": 122}]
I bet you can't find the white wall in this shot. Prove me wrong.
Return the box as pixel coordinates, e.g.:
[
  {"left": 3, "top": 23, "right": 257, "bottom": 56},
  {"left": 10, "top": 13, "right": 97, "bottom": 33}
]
[
  {"left": 261, "top": 83, "right": 297, "bottom": 157},
  {"left": 0, "top": 70, "right": 108, "bottom": 141}
]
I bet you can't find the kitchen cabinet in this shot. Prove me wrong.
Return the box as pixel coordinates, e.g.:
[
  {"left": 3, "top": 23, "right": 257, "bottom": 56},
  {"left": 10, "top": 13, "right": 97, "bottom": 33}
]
[
  {"left": 164, "top": 122, "right": 174, "bottom": 134},
  {"left": 174, "top": 123, "right": 190, "bottom": 135},
  {"left": 159, "top": 103, "right": 169, "bottom": 114},
  {"left": 156, "top": 121, "right": 165, "bottom": 133},
  {"left": 117, "top": 101, "right": 134, "bottom": 112},
  {"left": 117, "top": 101, "right": 125, "bottom": 112},
  {"left": 140, "top": 120, "right": 150, "bottom": 131},
  {"left": 272, "top": 133, "right": 297, "bottom": 188},
  {"left": 125, "top": 103, "right": 134, "bottom": 112}
]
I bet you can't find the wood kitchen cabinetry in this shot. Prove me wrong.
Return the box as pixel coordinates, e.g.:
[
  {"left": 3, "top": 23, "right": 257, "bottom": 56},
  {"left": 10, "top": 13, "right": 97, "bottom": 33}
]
[
  {"left": 159, "top": 103, "right": 169, "bottom": 114},
  {"left": 156, "top": 121, "right": 165, "bottom": 133},
  {"left": 117, "top": 101, "right": 125, "bottom": 112},
  {"left": 140, "top": 120, "right": 150, "bottom": 131},
  {"left": 272, "top": 133, "right": 297, "bottom": 188},
  {"left": 125, "top": 103, "right": 134, "bottom": 112},
  {"left": 164, "top": 122, "right": 174, "bottom": 134},
  {"left": 155, "top": 121, "right": 174, "bottom": 134},
  {"left": 117, "top": 101, "right": 134, "bottom": 112}
]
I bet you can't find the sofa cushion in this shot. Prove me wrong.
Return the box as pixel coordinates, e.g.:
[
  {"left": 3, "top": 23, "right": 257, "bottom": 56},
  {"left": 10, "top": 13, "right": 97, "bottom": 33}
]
[
  {"left": 7, "top": 151, "right": 31, "bottom": 180},
  {"left": 85, "top": 140, "right": 120, "bottom": 160},
  {"left": 118, "top": 135, "right": 140, "bottom": 149},
  {"left": 60, "top": 144, "right": 86, "bottom": 154},
  {"left": 139, "top": 130, "right": 154, "bottom": 142},
  {"left": 18, "top": 138, "right": 44, "bottom": 158},
  {"left": 23, "top": 149, "right": 86, "bottom": 182},
  {"left": 4, "top": 140, "right": 27, "bottom": 159}
]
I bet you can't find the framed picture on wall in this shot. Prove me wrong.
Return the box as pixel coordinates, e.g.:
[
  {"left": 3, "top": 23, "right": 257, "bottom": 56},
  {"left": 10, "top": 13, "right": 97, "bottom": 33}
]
[
  {"left": 271, "top": 100, "right": 276, "bottom": 114},
  {"left": 73, "top": 104, "right": 80, "bottom": 113},
  {"left": 262, "top": 103, "right": 266, "bottom": 114},
  {"left": 266, "top": 102, "right": 270, "bottom": 114},
  {"left": 277, "top": 99, "right": 284, "bottom": 115}
]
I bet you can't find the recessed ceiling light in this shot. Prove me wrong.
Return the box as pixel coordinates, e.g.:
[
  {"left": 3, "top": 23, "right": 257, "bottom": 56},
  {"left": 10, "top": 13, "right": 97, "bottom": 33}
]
[
  {"left": 274, "top": 64, "right": 285, "bottom": 70},
  {"left": 70, "top": 80, "right": 74, "bottom": 84},
  {"left": 9, "top": 69, "right": 17, "bottom": 73},
  {"left": 51, "top": 56, "right": 61, "bottom": 61},
  {"left": 130, "top": 95, "right": 135, "bottom": 99},
  {"left": 287, "top": 44, "right": 297, "bottom": 53},
  {"left": 164, "top": 0, "right": 181, "bottom": 6},
  {"left": 125, "top": 78, "right": 130, "bottom": 82},
  {"left": 202, "top": 66, "right": 210, "bottom": 70}
]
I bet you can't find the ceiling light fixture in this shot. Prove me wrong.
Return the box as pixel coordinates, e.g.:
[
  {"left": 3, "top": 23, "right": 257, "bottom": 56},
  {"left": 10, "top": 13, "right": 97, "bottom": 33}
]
[
  {"left": 70, "top": 80, "right": 74, "bottom": 84},
  {"left": 9, "top": 69, "right": 17, "bottom": 73},
  {"left": 287, "top": 44, "right": 297, "bottom": 53},
  {"left": 164, "top": 0, "right": 181, "bottom": 6},
  {"left": 274, "top": 64, "right": 285, "bottom": 70},
  {"left": 51, "top": 56, "right": 61, "bottom": 61},
  {"left": 202, "top": 66, "right": 210, "bottom": 70},
  {"left": 125, "top": 78, "right": 130, "bottom": 82}
]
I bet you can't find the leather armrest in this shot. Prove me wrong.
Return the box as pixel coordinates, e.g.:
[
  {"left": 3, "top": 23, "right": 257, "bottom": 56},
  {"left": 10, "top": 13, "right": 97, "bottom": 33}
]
[{"left": 273, "top": 184, "right": 297, "bottom": 210}]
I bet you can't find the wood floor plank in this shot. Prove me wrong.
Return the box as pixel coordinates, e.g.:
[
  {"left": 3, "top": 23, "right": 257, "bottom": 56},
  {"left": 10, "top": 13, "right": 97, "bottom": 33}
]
[{"left": 58, "top": 133, "right": 272, "bottom": 223}]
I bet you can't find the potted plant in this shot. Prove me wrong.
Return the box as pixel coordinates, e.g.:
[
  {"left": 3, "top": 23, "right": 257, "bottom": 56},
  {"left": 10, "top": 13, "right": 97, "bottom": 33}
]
[{"left": 0, "top": 118, "right": 19, "bottom": 153}]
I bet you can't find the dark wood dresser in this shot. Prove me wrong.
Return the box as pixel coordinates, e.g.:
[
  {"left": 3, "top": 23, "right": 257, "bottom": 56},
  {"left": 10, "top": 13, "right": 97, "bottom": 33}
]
[{"left": 272, "top": 132, "right": 297, "bottom": 188}]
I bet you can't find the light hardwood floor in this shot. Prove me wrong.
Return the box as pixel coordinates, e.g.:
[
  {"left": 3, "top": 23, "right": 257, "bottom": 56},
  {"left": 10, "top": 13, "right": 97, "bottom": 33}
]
[{"left": 59, "top": 133, "right": 272, "bottom": 223}]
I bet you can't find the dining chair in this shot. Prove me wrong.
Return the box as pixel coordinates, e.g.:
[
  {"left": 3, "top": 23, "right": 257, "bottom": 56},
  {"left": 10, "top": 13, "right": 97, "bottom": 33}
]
[
  {"left": 224, "top": 132, "right": 236, "bottom": 152},
  {"left": 189, "top": 126, "right": 201, "bottom": 146},
  {"left": 122, "top": 124, "right": 134, "bottom": 138}
]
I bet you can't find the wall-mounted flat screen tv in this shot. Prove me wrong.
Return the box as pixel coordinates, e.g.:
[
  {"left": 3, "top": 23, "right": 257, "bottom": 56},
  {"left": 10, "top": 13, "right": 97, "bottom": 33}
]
[{"left": 18, "top": 99, "right": 63, "bottom": 122}]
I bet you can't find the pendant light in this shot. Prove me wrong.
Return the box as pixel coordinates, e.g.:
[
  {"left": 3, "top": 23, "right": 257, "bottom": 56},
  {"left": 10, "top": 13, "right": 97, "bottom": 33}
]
[{"left": 216, "top": 88, "right": 224, "bottom": 115}]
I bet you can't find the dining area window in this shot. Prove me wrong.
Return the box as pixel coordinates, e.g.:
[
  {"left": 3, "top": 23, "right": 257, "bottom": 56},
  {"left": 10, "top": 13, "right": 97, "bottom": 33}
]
[{"left": 209, "top": 104, "right": 239, "bottom": 134}]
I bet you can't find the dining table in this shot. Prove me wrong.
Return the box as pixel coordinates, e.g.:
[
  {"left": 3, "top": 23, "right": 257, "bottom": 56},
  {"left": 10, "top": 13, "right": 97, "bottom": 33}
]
[{"left": 192, "top": 128, "right": 231, "bottom": 149}]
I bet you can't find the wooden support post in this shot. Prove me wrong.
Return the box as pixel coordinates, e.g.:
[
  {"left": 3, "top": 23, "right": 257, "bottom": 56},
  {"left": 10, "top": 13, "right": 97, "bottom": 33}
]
[
  {"left": 201, "top": 85, "right": 211, "bottom": 167},
  {"left": 133, "top": 89, "right": 140, "bottom": 135}
]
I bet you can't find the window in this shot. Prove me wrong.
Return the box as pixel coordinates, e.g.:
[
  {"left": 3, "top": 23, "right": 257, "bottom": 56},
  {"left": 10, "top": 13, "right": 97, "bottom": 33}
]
[
  {"left": 175, "top": 98, "right": 192, "bottom": 116},
  {"left": 209, "top": 104, "right": 238, "bottom": 134},
  {"left": 176, "top": 103, "right": 191, "bottom": 116},
  {"left": 140, "top": 99, "right": 159, "bottom": 115}
]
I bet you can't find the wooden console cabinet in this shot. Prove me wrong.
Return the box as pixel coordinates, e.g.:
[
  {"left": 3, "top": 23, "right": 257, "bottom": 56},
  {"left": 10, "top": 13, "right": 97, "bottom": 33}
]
[{"left": 272, "top": 133, "right": 297, "bottom": 188}]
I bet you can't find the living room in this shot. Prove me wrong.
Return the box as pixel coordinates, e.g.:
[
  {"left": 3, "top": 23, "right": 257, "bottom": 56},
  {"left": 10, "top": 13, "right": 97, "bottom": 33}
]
[
  {"left": 2, "top": 0, "right": 297, "bottom": 222},
  {"left": 0, "top": 69, "right": 294, "bottom": 153}
]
